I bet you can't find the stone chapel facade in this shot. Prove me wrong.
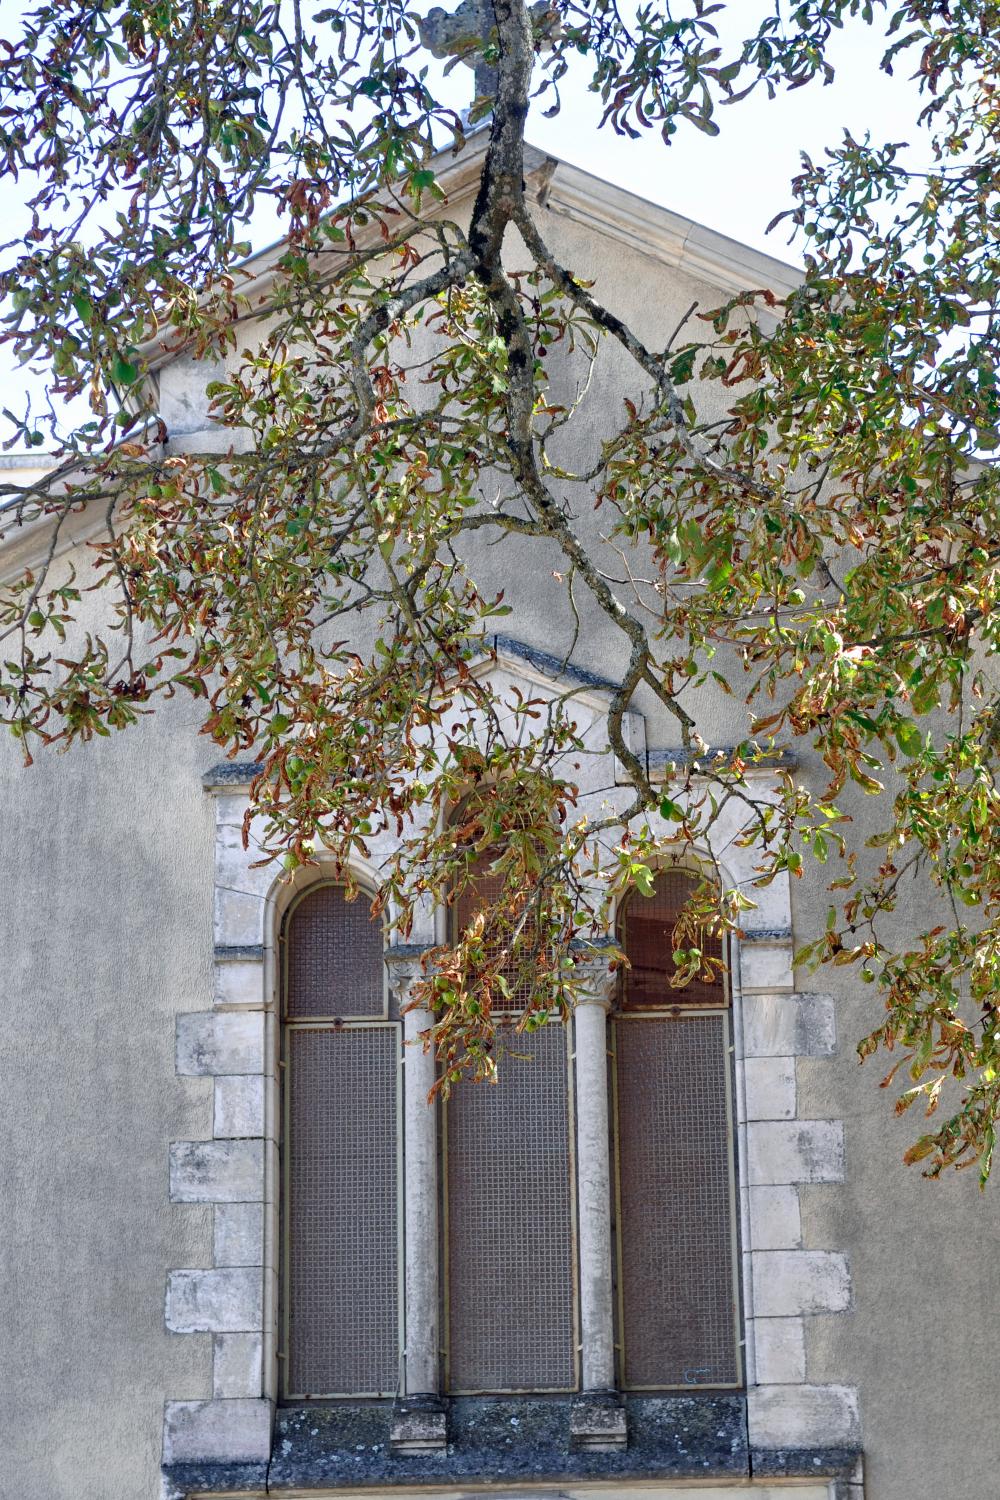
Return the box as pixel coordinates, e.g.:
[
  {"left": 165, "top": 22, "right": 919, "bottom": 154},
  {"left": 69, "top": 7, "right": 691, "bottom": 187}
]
[{"left": 1, "top": 135, "right": 997, "bottom": 1500}]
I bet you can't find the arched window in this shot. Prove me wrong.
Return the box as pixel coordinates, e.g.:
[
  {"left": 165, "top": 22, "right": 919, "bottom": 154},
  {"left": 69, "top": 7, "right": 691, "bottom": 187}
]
[
  {"left": 280, "top": 882, "right": 401, "bottom": 1399},
  {"left": 443, "top": 857, "right": 578, "bottom": 1394},
  {"left": 612, "top": 868, "right": 741, "bottom": 1389}
]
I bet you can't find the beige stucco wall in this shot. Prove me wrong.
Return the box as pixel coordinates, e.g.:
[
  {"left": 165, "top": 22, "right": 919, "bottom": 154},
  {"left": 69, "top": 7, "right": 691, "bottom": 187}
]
[
  {"left": 0, "top": 658, "right": 219, "bottom": 1496},
  {"left": 1, "top": 175, "right": 998, "bottom": 1500}
]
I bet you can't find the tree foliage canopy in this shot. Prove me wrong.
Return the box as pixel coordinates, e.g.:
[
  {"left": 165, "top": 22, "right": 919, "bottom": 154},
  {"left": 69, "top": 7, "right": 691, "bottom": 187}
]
[{"left": 3, "top": 0, "right": 1000, "bottom": 1177}]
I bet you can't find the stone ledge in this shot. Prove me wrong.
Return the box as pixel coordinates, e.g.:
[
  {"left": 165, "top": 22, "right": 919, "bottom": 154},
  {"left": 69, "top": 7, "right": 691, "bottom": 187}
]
[
  {"left": 751, "top": 1445, "right": 863, "bottom": 1480},
  {"left": 161, "top": 1395, "right": 864, "bottom": 1495},
  {"left": 274, "top": 1395, "right": 746, "bottom": 1485},
  {"left": 214, "top": 944, "right": 265, "bottom": 962},
  {"left": 203, "top": 762, "right": 263, "bottom": 789}
]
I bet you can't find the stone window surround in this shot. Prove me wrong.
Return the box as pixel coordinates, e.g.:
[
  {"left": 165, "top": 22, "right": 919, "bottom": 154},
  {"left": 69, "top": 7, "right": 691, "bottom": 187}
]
[{"left": 162, "top": 652, "right": 861, "bottom": 1493}]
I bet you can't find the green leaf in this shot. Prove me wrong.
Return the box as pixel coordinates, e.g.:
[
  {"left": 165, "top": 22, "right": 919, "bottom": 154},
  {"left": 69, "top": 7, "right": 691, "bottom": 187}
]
[
  {"left": 895, "top": 720, "right": 923, "bottom": 757},
  {"left": 111, "top": 354, "right": 139, "bottom": 386}
]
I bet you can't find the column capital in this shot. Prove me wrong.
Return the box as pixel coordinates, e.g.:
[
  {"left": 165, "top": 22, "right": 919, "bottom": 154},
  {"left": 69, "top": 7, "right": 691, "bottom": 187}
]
[
  {"left": 385, "top": 944, "right": 429, "bottom": 1005},
  {"left": 572, "top": 940, "right": 618, "bottom": 1011}
]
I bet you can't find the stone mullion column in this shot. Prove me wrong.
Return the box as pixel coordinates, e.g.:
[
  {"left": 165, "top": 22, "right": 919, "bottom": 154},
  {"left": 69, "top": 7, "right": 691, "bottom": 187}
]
[
  {"left": 386, "top": 948, "right": 447, "bottom": 1453},
  {"left": 570, "top": 951, "right": 626, "bottom": 1450}
]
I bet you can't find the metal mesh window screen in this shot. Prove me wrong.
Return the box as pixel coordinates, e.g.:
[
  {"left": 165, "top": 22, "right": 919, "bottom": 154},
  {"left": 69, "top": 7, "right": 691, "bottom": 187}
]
[
  {"left": 445, "top": 1025, "right": 576, "bottom": 1393},
  {"left": 614, "top": 1013, "right": 739, "bottom": 1389},
  {"left": 284, "top": 1025, "right": 400, "bottom": 1397},
  {"left": 453, "top": 865, "right": 538, "bottom": 1009},
  {"left": 619, "top": 868, "right": 725, "bottom": 1009},
  {"left": 285, "top": 883, "right": 384, "bottom": 1018}
]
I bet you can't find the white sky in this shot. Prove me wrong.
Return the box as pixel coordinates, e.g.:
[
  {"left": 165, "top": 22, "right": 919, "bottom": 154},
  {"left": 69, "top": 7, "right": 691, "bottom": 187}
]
[{"left": 0, "top": 7, "right": 925, "bottom": 448}]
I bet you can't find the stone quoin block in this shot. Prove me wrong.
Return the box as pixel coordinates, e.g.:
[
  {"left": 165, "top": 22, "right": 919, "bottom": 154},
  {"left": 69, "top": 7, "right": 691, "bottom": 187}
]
[
  {"left": 213, "top": 1202, "right": 266, "bottom": 1267},
  {"left": 165, "top": 1267, "right": 262, "bottom": 1333},
  {"left": 752, "top": 1316, "right": 807, "bottom": 1384},
  {"left": 162, "top": 1397, "right": 273, "bottom": 1464},
  {"left": 748, "top": 1185, "right": 803, "bottom": 1250},
  {"left": 742, "top": 992, "right": 836, "bottom": 1059},
  {"left": 214, "top": 822, "right": 273, "bottom": 894},
  {"left": 742, "top": 1055, "right": 797, "bottom": 1120},
  {"left": 736, "top": 870, "right": 793, "bottom": 935},
  {"left": 739, "top": 938, "right": 795, "bottom": 993},
  {"left": 213, "top": 885, "right": 267, "bottom": 950},
  {"left": 213, "top": 957, "right": 266, "bottom": 1007},
  {"left": 213, "top": 1332, "right": 264, "bottom": 1398},
  {"left": 213, "top": 1075, "right": 265, "bottom": 1139},
  {"left": 752, "top": 1250, "right": 851, "bottom": 1317},
  {"left": 169, "top": 1139, "right": 265, "bottom": 1203},
  {"left": 211, "top": 791, "right": 254, "bottom": 827},
  {"left": 747, "top": 1383, "right": 861, "bottom": 1449},
  {"left": 176, "top": 1011, "right": 264, "bottom": 1077},
  {"left": 747, "top": 1120, "right": 845, "bottom": 1185}
]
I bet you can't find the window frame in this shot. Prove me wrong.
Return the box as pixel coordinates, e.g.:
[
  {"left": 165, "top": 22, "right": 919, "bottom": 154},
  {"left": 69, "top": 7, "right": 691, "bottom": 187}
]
[{"left": 278, "top": 880, "right": 405, "bottom": 1402}]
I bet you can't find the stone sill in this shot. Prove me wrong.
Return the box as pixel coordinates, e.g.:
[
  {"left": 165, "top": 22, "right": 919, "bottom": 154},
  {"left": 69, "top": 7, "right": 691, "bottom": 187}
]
[{"left": 162, "top": 1395, "right": 862, "bottom": 1496}]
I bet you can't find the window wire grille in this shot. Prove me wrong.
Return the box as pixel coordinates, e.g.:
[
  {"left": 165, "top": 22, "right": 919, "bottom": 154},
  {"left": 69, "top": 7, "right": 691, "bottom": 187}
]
[
  {"left": 614, "top": 1012, "right": 739, "bottom": 1389},
  {"left": 445, "top": 1023, "right": 577, "bottom": 1393},
  {"left": 284, "top": 1025, "right": 400, "bottom": 1398},
  {"left": 619, "top": 868, "right": 725, "bottom": 1009},
  {"left": 285, "top": 883, "right": 384, "bottom": 1018},
  {"left": 453, "top": 865, "right": 540, "bottom": 1011}
]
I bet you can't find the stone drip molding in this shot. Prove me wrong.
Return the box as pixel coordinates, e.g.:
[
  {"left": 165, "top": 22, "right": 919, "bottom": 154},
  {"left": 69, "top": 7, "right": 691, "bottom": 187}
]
[{"left": 161, "top": 649, "right": 861, "bottom": 1492}]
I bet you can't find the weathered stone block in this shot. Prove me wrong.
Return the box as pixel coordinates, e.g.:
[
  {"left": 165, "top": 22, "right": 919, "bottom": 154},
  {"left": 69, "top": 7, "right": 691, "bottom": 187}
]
[
  {"left": 212, "top": 791, "right": 253, "bottom": 826},
  {"left": 747, "top": 1121, "right": 845, "bottom": 1185},
  {"left": 752, "top": 1250, "right": 851, "bottom": 1316},
  {"left": 214, "top": 958, "right": 266, "bottom": 1007},
  {"left": 737, "top": 869, "right": 792, "bottom": 935},
  {"left": 753, "top": 1316, "right": 806, "bottom": 1384},
  {"left": 569, "top": 1394, "right": 628, "bottom": 1451},
  {"left": 215, "top": 823, "right": 274, "bottom": 897},
  {"left": 166, "top": 1267, "right": 262, "bottom": 1333},
  {"left": 169, "top": 1140, "right": 264, "bottom": 1203},
  {"left": 162, "top": 1397, "right": 273, "bottom": 1463},
  {"left": 213, "top": 1333, "right": 264, "bottom": 1398},
  {"left": 176, "top": 1012, "right": 264, "bottom": 1077},
  {"left": 388, "top": 1399, "right": 448, "bottom": 1455},
  {"left": 748, "top": 1185, "right": 802, "bottom": 1250},
  {"left": 740, "top": 938, "right": 794, "bottom": 993},
  {"left": 743, "top": 993, "right": 836, "bottom": 1058},
  {"left": 214, "top": 885, "right": 266, "bottom": 949},
  {"left": 214, "top": 1202, "right": 265, "bottom": 1267},
  {"left": 214, "top": 1075, "right": 265, "bottom": 1139},
  {"left": 743, "top": 1056, "right": 796, "bottom": 1120},
  {"left": 747, "top": 1383, "right": 860, "bottom": 1449}
]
